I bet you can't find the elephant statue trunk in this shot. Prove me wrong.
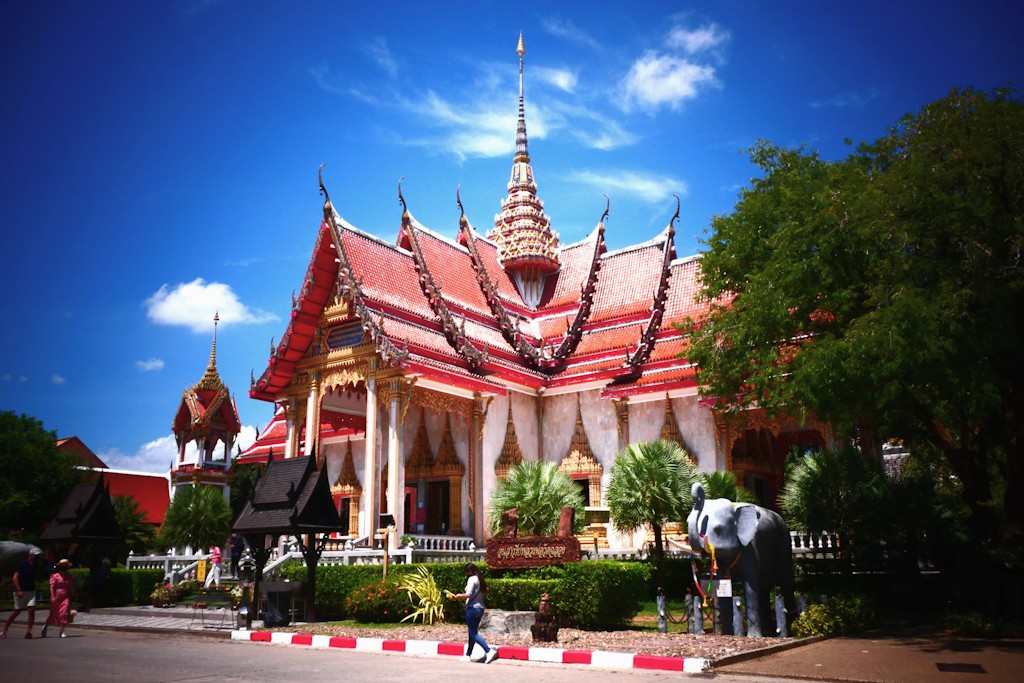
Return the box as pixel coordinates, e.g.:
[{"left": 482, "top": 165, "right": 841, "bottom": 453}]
[{"left": 686, "top": 483, "right": 796, "bottom": 637}]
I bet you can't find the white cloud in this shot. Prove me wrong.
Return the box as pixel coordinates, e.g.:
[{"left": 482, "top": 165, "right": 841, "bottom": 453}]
[
  {"left": 100, "top": 426, "right": 259, "bottom": 474},
  {"left": 567, "top": 169, "right": 687, "bottom": 204},
  {"left": 145, "top": 278, "right": 278, "bottom": 333},
  {"left": 309, "top": 64, "right": 347, "bottom": 96},
  {"left": 620, "top": 52, "right": 717, "bottom": 112},
  {"left": 541, "top": 17, "right": 600, "bottom": 50},
  {"left": 666, "top": 23, "right": 730, "bottom": 55},
  {"left": 136, "top": 358, "right": 165, "bottom": 372},
  {"left": 366, "top": 37, "right": 398, "bottom": 78},
  {"left": 810, "top": 88, "right": 880, "bottom": 109},
  {"left": 18, "top": 375, "right": 27, "bottom": 383},
  {"left": 51, "top": 373, "right": 65, "bottom": 385},
  {"left": 533, "top": 66, "right": 578, "bottom": 93}
]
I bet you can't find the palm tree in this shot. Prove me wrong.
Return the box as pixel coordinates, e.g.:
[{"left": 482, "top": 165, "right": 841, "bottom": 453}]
[
  {"left": 607, "top": 440, "right": 699, "bottom": 563},
  {"left": 699, "top": 470, "right": 758, "bottom": 504},
  {"left": 159, "top": 484, "right": 232, "bottom": 553},
  {"left": 488, "top": 461, "right": 585, "bottom": 536}
]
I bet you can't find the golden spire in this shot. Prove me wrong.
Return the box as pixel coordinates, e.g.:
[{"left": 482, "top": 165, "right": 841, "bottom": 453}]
[
  {"left": 196, "top": 312, "right": 224, "bottom": 390},
  {"left": 516, "top": 32, "right": 525, "bottom": 58}
]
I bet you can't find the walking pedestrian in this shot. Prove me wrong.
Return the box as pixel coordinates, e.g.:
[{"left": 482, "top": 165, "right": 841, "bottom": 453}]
[
  {"left": 2, "top": 547, "right": 42, "bottom": 639},
  {"left": 41, "top": 559, "right": 74, "bottom": 639},
  {"left": 447, "top": 563, "right": 497, "bottom": 663},
  {"left": 204, "top": 545, "right": 222, "bottom": 588}
]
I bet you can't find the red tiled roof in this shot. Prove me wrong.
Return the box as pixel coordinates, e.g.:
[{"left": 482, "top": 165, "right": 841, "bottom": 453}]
[
  {"left": 663, "top": 257, "right": 709, "bottom": 327},
  {"left": 103, "top": 471, "right": 170, "bottom": 525},
  {"left": 250, "top": 196, "right": 713, "bottom": 399},
  {"left": 57, "top": 436, "right": 108, "bottom": 469},
  {"left": 589, "top": 243, "right": 665, "bottom": 324},
  {"left": 538, "top": 228, "right": 601, "bottom": 310}
]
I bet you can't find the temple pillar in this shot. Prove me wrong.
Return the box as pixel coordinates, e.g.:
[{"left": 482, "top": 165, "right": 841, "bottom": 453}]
[
  {"left": 386, "top": 386, "right": 403, "bottom": 551},
  {"left": 471, "top": 394, "right": 485, "bottom": 543},
  {"left": 303, "top": 374, "right": 320, "bottom": 459},
  {"left": 284, "top": 399, "right": 299, "bottom": 459},
  {"left": 362, "top": 378, "right": 379, "bottom": 539}
]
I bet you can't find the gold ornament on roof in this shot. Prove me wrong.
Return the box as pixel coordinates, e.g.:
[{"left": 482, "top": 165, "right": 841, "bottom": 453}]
[{"left": 495, "top": 402, "right": 524, "bottom": 479}]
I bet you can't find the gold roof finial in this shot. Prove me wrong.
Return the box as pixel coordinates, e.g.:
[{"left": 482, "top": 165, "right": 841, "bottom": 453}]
[
  {"left": 516, "top": 32, "right": 525, "bottom": 58},
  {"left": 197, "top": 312, "right": 224, "bottom": 390}
]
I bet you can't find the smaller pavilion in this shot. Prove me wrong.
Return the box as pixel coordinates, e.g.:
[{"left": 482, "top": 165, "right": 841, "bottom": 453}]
[
  {"left": 170, "top": 313, "right": 241, "bottom": 502},
  {"left": 233, "top": 454, "right": 343, "bottom": 623},
  {"left": 41, "top": 476, "right": 123, "bottom": 562}
]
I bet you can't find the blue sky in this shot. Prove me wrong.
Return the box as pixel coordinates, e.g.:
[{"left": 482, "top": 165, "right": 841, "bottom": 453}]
[{"left": 1, "top": 1, "right": 1020, "bottom": 471}]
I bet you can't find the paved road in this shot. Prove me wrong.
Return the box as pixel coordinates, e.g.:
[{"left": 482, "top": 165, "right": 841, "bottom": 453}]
[{"left": 0, "top": 627, "right": 811, "bottom": 682}]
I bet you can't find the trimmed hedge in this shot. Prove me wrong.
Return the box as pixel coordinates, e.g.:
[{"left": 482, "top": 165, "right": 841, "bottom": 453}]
[
  {"left": 487, "top": 578, "right": 559, "bottom": 611},
  {"left": 61, "top": 568, "right": 163, "bottom": 607},
  {"left": 284, "top": 560, "right": 650, "bottom": 627}
]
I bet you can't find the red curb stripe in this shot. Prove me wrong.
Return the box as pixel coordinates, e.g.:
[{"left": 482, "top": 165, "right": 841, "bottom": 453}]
[
  {"left": 291, "top": 633, "right": 313, "bottom": 646},
  {"left": 437, "top": 642, "right": 465, "bottom": 656},
  {"left": 562, "top": 650, "right": 592, "bottom": 664},
  {"left": 329, "top": 636, "right": 357, "bottom": 649},
  {"left": 633, "top": 654, "right": 684, "bottom": 671},
  {"left": 251, "top": 631, "right": 272, "bottom": 642},
  {"left": 498, "top": 645, "right": 530, "bottom": 661},
  {"left": 382, "top": 640, "right": 406, "bottom": 652}
]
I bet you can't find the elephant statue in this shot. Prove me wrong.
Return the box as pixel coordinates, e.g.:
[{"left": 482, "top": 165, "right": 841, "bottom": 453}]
[{"left": 686, "top": 483, "right": 795, "bottom": 637}]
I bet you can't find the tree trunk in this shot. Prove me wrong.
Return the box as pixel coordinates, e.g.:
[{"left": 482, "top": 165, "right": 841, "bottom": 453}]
[{"left": 652, "top": 522, "right": 664, "bottom": 584}]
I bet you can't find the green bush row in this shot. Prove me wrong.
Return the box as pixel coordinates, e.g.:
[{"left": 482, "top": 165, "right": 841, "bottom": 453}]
[
  {"left": 22, "top": 568, "right": 164, "bottom": 608},
  {"left": 282, "top": 560, "right": 650, "bottom": 627}
]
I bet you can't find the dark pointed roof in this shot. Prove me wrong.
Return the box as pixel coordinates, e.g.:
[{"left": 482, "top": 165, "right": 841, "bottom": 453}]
[
  {"left": 232, "top": 455, "right": 343, "bottom": 535},
  {"left": 41, "top": 477, "right": 122, "bottom": 544}
]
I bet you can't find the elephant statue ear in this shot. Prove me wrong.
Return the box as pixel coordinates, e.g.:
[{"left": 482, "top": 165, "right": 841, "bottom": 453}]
[
  {"left": 691, "top": 482, "right": 705, "bottom": 513},
  {"left": 737, "top": 505, "right": 761, "bottom": 546}
]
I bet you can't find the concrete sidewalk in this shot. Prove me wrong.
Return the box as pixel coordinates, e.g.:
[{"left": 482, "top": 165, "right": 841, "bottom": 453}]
[
  {"left": 716, "top": 630, "right": 1024, "bottom": 683},
  {"left": 0, "top": 606, "right": 241, "bottom": 636}
]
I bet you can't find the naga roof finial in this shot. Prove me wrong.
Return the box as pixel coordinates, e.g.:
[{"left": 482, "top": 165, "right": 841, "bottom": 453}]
[
  {"left": 318, "top": 164, "right": 330, "bottom": 204},
  {"left": 456, "top": 185, "right": 467, "bottom": 226},
  {"left": 670, "top": 193, "right": 681, "bottom": 233},
  {"left": 600, "top": 193, "right": 611, "bottom": 225},
  {"left": 397, "top": 177, "right": 408, "bottom": 218}
]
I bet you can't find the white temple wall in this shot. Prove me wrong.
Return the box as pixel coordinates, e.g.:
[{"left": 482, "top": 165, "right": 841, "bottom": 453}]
[
  {"left": 450, "top": 410, "right": 471, "bottom": 535},
  {"left": 671, "top": 396, "right": 719, "bottom": 472},
  {"left": 481, "top": 393, "right": 509, "bottom": 538},
  {"left": 542, "top": 393, "right": 577, "bottom": 463},
  {"left": 510, "top": 392, "right": 539, "bottom": 461},
  {"left": 579, "top": 388, "right": 619, "bottom": 499}
]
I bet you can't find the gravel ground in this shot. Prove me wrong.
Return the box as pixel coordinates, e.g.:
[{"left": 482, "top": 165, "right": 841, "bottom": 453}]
[{"left": 278, "top": 622, "right": 790, "bottom": 660}]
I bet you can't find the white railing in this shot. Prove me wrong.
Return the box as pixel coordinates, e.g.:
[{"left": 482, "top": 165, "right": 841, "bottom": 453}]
[
  {"left": 126, "top": 553, "right": 208, "bottom": 583},
  {"left": 790, "top": 531, "right": 843, "bottom": 556},
  {"left": 409, "top": 534, "right": 475, "bottom": 551}
]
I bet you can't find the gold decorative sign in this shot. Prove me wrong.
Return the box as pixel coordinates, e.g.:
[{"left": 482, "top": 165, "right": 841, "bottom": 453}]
[{"left": 486, "top": 536, "right": 581, "bottom": 569}]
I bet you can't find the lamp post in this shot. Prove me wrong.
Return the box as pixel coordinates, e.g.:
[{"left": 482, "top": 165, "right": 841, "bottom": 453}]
[{"left": 238, "top": 548, "right": 255, "bottom": 630}]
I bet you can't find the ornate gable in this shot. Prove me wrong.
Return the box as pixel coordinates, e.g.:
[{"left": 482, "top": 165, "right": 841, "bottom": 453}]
[
  {"left": 405, "top": 417, "right": 434, "bottom": 481},
  {"left": 332, "top": 440, "right": 362, "bottom": 496},
  {"left": 495, "top": 402, "right": 524, "bottom": 479}
]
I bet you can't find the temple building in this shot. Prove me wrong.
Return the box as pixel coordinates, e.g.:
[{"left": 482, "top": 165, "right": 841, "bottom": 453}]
[{"left": 239, "top": 35, "right": 828, "bottom": 550}]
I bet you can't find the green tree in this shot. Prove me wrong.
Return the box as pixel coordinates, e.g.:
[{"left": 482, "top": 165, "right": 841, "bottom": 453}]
[
  {"left": 699, "top": 470, "right": 758, "bottom": 504},
  {"left": 0, "top": 412, "right": 81, "bottom": 539},
  {"left": 159, "top": 484, "right": 231, "bottom": 551},
  {"left": 111, "top": 495, "right": 156, "bottom": 563},
  {"left": 779, "top": 447, "right": 887, "bottom": 536},
  {"left": 607, "top": 440, "right": 698, "bottom": 562},
  {"left": 488, "top": 461, "right": 585, "bottom": 536},
  {"left": 681, "top": 89, "right": 1024, "bottom": 548},
  {"left": 230, "top": 463, "right": 262, "bottom": 521}
]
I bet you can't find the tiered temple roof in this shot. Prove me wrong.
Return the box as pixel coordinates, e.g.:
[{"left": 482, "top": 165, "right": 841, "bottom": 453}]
[
  {"left": 249, "top": 36, "right": 713, "bottom": 405},
  {"left": 173, "top": 314, "right": 242, "bottom": 442}
]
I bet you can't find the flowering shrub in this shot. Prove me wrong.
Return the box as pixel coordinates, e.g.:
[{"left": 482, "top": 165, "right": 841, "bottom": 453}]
[
  {"left": 792, "top": 595, "right": 877, "bottom": 637},
  {"left": 344, "top": 579, "right": 414, "bottom": 623}
]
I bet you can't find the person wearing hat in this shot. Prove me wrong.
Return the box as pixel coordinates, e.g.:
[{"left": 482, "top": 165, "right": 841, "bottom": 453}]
[
  {"left": 2, "top": 547, "right": 42, "bottom": 639},
  {"left": 41, "top": 559, "right": 74, "bottom": 638}
]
